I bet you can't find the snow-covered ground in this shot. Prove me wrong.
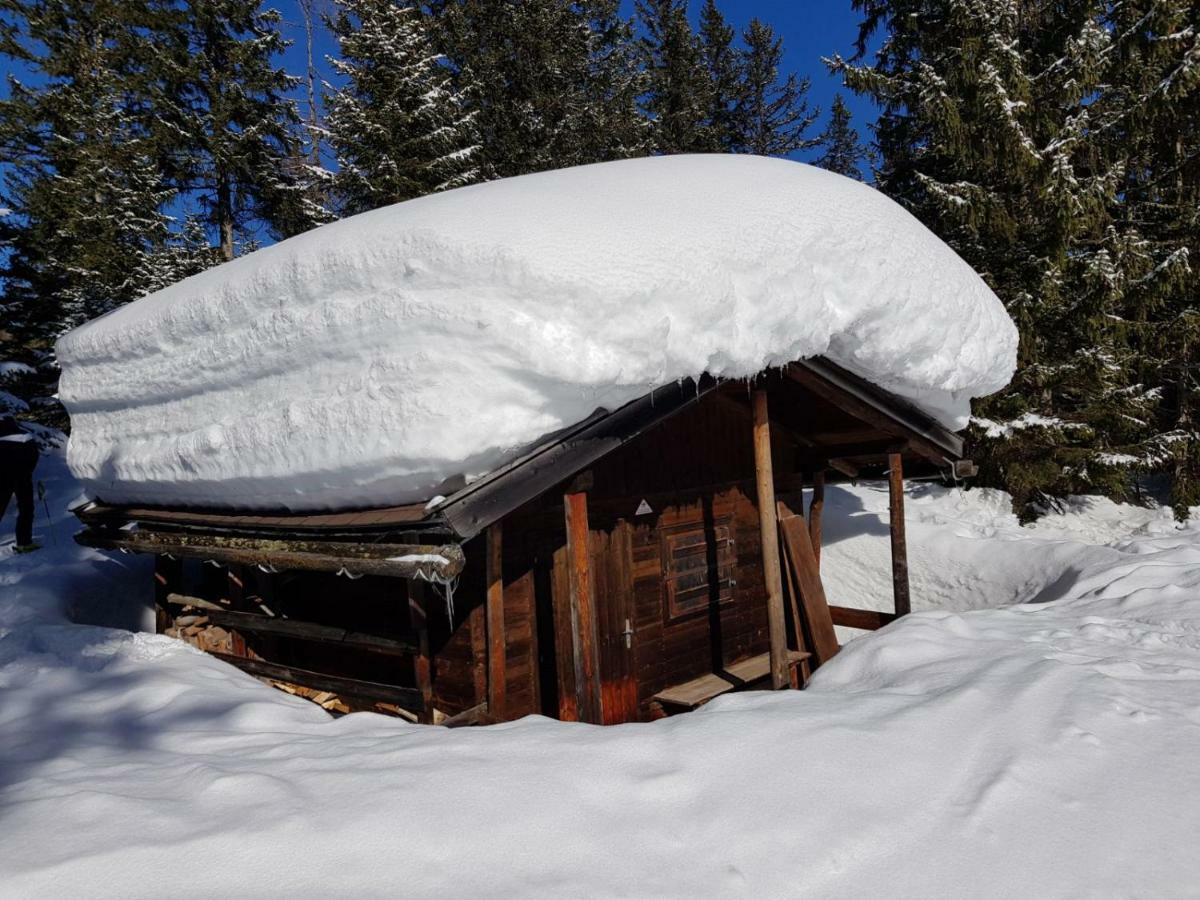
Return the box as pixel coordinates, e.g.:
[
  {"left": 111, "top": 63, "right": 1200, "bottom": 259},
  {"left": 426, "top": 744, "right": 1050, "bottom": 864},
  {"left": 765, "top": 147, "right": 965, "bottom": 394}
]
[{"left": 3, "top": 451, "right": 1200, "bottom": 898}]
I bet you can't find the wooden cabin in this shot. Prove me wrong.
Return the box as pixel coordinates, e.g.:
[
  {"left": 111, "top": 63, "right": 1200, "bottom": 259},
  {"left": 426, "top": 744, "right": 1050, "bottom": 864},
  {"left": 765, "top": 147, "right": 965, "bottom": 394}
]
[{"left": 74, "top": 357, "right": 973, "bottom": 725}]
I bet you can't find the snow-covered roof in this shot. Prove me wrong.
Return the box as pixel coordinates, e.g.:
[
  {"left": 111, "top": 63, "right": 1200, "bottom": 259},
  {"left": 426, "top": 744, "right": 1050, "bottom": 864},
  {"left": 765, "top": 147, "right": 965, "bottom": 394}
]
[{"left": 57, "top": 155, "right": 1016, "bottom": 512}]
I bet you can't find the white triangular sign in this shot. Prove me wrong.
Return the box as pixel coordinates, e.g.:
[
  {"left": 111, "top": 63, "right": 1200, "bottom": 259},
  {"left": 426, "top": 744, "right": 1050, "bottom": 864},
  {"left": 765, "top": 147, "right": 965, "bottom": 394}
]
[{"left": 635, "top": 498, "right": 653, "bottom": 515}]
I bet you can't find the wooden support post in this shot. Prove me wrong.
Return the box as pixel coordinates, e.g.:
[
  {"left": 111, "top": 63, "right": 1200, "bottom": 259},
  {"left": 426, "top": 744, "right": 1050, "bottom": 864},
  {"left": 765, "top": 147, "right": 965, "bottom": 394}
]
[
  {"left": 486, "top": 523, "right": 506, "bottom": 722},
  {"left": 550, "top": 544, "right": 578, "bottom": 722},
  {"left": 409, "top": 580, "right": 434, "bottom": 723},
  {"left": 564, "top": 491, "right": 602, "bottom": 723},
  {"left": 809, "top": 470, "right": 825, "bottom": 568},
  {"left": 153, "top": 554, "right": 182, "bottom": 634},
  {"left": 888, "top": 452, "right": 911, "bottom": 617},
  {"left": 225, "top": 564, "right": 247, "bottom": 657},
  {"left": 752, "top": 389, "right": 789, "bottom": 691}
]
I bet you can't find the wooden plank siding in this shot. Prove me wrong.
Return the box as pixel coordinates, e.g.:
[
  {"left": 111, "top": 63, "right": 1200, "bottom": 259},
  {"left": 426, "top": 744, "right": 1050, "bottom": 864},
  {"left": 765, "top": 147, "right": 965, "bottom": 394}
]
[{"left": 148, "top": 372, "right": 932, "bottom": 724}]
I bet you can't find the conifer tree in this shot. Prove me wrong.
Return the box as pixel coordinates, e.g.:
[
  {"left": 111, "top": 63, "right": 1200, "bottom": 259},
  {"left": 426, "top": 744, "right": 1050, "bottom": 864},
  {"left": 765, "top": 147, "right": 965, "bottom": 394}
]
[
  {"left": 325, "top": 0, "right": 479, "bottom": 215},
  {"left": 156, "top": 0, "right": 313, "bottom": 259},
  {"left": 696, "top": 0, "right": 739, "bottom": 151},
  {"left": 814, "top": 93, "right": 868, "bottom": 179},
  {"left": 436, "top": 0, "right": 645, "bottom": 178},
  {"left": 0, "top": 0, "right": 183, "bottom": 345},
  {"left": 636, "top": 0, "right": 712, "bottom": 154},
  {"left": 732, "top": 18, "right": 817, "bottom": 157},
  {"left": 1097, "top": 0, "right": 1199, "bottom": 515},
  {"left": 829, "top": 0, "right": 1162, "bottom": 515}
]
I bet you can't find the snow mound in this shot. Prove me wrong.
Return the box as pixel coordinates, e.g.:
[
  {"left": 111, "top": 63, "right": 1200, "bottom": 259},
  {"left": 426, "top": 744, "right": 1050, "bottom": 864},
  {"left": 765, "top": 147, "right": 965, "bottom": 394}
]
[{"left": 57, "top": 155, "right": 1016, "bottom": 511}]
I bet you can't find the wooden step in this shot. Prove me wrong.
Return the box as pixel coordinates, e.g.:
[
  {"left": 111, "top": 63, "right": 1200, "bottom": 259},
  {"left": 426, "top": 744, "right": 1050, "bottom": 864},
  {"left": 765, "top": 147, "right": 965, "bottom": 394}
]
[{"left": 653, "top": 650, "right": 811, "bottom": 710}]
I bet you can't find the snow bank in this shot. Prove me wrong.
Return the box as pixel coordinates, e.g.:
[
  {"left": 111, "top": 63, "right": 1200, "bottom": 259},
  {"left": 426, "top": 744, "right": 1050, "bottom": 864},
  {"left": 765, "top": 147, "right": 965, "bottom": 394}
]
[
  {"left": 4, "top": 459, "right": 1200, "bottom": 897},
  {"left": 57, "top": 155, "right": 1016, "bottom": 511}
]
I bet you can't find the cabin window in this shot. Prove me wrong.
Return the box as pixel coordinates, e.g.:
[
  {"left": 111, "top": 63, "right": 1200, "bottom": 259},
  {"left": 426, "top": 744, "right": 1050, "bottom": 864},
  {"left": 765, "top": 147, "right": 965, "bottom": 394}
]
[{"left": 661, "top": 520, "right": 735, "bottom": 619}]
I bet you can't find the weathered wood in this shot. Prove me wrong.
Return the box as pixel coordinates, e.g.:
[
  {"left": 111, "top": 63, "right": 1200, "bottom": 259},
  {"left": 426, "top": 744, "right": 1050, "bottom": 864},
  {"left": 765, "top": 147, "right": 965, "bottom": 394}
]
[
  {"left": 153, "top": 554, "right": 182, "bottom": 633},
  {"left": 827, "top": 458, "right": 859, "bottom": 479},
  {"left": 409, "top": 580, "right": 434, "bottom": 723},
  {"left": 564, "top": 491, "right": 602, "bottom": 723},
  {"left": 653, "top": 650, "right": 811, "bottom": 709},
  {"left": 809, "top": 470, "right": 825, "bottom": 567},
  {"left": 787, "top": 360, "right": 962, "bottom": 463},
  {"left": 776, "top": 500, "right": 810, "bottom": 662},
  {"left": 441, "top": 702, "right": 490, "bottom": 728},
  {"left": 778, "top": 512, "right": 840, "bottom": 667},
  {"left": 165, "top": 594, "right": 418, "bottom": 654},
  {"left": 795, "top": 439, "right": 909, "bottom": 467},
  {"left": 550, "top": 545, "right": 578, "bottom": 722},
  {"left": 223, "top": 565, "right": 248, "bottom": 656},
  {"left": 77, "top": 529, "right": 465, "bottom": 580},
  {"left": 486, "top": 523, "right": 507, "bottom": 721},
  {"left": 210, "top": 652, "right": 424, "bottom": 710},
  {"left": 752, "top": 389, "right": 790, "bottom": 690},
  {"left": 829, "top": 605, "right": 898, "bottom": 631},
  {"left": 888, "top": 451, "right": 911, "bottom": 617},
  {"left": 596, "top": 522, "right": 639, "bottom": 724}
]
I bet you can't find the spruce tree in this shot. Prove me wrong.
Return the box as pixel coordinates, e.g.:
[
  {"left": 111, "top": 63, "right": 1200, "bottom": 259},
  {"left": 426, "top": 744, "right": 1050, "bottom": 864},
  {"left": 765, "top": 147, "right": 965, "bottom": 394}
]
[
  {"left": 814, "top": 93, "right": 868, "bottom": 179},
  {"left": 0, "top": 0, "right": 182, "bottom": 343},
  {"left": 732, "top": 18, "right": 817, "bottom": 157},
  {"left": 829, "top": 0, "right": 1156, "bottom": 516},
  {"left": 636, "top": 0, "right": 712, "bottom": 154},
  {"left": 436, "top": 0, "right": 645, "bottom": 178},
  {"left": 696, "top": 0, "right": 739, "bottom": 151},
  {"left": 1097, "top": 0, "right": 1200, "bottom": 515},
  {"left": 156, "top": 0, "right": 313, "bottom": 259},
  {"left": 325, "top": 0, "right": 479, "bottom": 215}
]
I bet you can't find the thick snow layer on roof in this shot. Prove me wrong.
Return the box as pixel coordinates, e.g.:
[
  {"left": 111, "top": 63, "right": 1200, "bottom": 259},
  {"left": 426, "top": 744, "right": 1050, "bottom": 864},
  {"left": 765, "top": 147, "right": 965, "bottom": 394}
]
[{"left": 57, "top": 155, "right": 1016, "bottom": 511}]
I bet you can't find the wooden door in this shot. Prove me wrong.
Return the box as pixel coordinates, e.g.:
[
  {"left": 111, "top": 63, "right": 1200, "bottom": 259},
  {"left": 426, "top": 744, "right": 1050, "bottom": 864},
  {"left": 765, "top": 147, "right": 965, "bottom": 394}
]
[{"left": 595, "top": 521, "right": 639, "bottom": 724}]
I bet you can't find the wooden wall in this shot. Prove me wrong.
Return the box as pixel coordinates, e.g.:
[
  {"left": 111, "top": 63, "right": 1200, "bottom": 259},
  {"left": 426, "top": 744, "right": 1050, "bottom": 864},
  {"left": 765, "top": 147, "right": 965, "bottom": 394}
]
[
  {"left": 424, "top": 383, "right": 810, "bottom": 723},
  {"left": 161, "top": 376, "right": 905, "bottom": 724}
]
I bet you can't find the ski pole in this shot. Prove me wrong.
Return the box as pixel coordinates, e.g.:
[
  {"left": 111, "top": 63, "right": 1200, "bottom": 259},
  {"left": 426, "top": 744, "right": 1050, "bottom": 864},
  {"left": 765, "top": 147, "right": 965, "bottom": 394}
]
[{"left": 37, "top": 481, "right": 56, "bottom": 545}]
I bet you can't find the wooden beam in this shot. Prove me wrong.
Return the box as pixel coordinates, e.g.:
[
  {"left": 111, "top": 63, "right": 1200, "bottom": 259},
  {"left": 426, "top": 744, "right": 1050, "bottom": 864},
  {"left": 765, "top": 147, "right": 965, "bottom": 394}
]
[
  {"left": 441, "top": 702, "right": 489, "bottom": 728},
  {"left": 828, "top": 458, "right": 859, "bottom": 479},
  {"left": 153, "top": 554, "right": 182, "bottom": 633},
  {"left": 888, "top": 452, "right": 911, "bottom": 617},
  {"left": 786, "top": 362, "right": 960, "bottom": 463},
  {"left": 829, "top": 606, "right": 898, "bottom": 631},
  {"left": 752, "top": 389, "right": 790, "bottom": 691},
  {"left": 210, "top": 652, "right": 424, "bottom": 711},
  {"left": 486, "top": 523, "right": 507, "bottom": 722},
  {"left": 409, "top": 580, "right": 434, "bottom": 723},
  {"left": 564, "top": 491, "right": 602, "bottom": 723},
  {"left": 809, "top": 470, "right": 825, "bottom": 567},
  {"left": 796, "top": 439, "right": 909, "bottom": 467},
  {"left": 165, "top": 594, "right": 418, "bottom": 655},
  {"left": 778, "top": 512, "right": 840, "bottom": 667},
  {"left": 77, "top": 529, "right": 465, "bottom": 580},
  {"left": 224, "top": 565, "right": 248, "bottom": 656},
  {"left": 776, "top": 502, "right": 810, "bottom": 665}
]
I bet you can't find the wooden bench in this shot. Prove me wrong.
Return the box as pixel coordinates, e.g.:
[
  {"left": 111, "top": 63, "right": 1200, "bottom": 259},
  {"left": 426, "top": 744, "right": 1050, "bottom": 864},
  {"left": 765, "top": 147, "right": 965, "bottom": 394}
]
[{"left": 652, "top": 650, "right": 811, "bottom": 711}]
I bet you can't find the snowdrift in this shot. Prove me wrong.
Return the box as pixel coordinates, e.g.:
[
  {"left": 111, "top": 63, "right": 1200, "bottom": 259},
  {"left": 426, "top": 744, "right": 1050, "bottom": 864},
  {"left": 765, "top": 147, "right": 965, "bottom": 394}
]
[
  {"left": 4, "top": 456, "right": 1200, "bottom": 897},
  {"left": 57, "top": 155, "right": 1016, "bottom": 511}
]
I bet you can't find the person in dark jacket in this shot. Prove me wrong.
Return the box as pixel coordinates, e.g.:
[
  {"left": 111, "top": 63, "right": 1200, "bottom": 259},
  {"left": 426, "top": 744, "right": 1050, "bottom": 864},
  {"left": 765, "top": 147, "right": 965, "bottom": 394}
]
[{"left": 0, "top": 414, "right": 39, "bottom": 551}]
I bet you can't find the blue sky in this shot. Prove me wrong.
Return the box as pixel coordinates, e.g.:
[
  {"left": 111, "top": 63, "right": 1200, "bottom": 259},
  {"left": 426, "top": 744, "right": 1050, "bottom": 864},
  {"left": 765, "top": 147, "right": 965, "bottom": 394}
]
[
  {"left": 271, "top": 0, "right": 878, "bottom": 163},
  {"left": 0, "top": 1, "right": 877, "bottom": 145}
]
